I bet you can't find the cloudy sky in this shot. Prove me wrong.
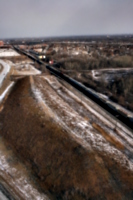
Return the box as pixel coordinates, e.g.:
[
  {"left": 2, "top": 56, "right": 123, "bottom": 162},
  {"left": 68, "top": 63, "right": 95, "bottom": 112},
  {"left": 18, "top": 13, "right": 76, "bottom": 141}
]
[{"left": 0, "top": 0, "right": 133, "bottom": 38}]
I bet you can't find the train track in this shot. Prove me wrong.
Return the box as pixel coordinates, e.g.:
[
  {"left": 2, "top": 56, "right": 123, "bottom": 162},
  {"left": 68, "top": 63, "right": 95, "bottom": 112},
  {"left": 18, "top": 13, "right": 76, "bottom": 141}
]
[
  {"left": 13, "top": 46, "right": 133, "bottom": 131},
  {"left": 46, "top": 65, "right": 133, "bottom": 130}
]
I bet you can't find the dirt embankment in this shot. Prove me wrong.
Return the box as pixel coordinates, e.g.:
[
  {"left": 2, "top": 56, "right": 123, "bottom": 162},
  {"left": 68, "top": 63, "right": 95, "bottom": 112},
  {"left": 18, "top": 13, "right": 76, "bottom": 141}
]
[{"left": 0, "top": 77, "right": 133, "bottom": 199}]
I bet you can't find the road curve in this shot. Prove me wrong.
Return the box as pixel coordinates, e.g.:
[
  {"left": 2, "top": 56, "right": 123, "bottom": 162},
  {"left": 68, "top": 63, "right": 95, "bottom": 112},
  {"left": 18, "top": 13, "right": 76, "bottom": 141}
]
[
  {"left": 0, "top": 60, "right": 10, "bottom": 87},
  {"left": 0, "top": 60, "right": 15, "bottom": 104}
]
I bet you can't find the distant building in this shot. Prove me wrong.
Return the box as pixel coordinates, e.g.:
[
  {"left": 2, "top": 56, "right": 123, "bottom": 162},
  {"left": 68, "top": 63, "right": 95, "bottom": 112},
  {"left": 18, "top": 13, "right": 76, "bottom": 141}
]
[
  {"left": 0, "top": 41, "right": 4, "bottom": 47},
  {"left": 34, "top": 48, "right": 42, "bottom": 53}
]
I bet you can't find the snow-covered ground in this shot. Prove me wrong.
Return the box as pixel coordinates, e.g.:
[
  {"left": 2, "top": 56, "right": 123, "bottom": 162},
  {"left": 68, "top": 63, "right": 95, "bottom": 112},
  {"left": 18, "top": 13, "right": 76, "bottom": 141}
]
[
  {"left": 0, "top": 60, "right": 15, "bottom": 103},
  {"left": 0, "top": 82, "right": 14, "bottom": 102},
  {"left": 0, "top": 49, "right": 20, "bottom": 57},
  {"left": 0, "top": 59, "right": 41, "bottom": 104},
  {"left": 14, "top": 63, "right": 41, "bottom": 75},
  {"left": 0, "top": 137, "right": 49, "bottom": 200},
  {"left": 86, "top": 69, "right": 133, "bottom": 118},
  {"left": 0, "top": 60, "right": 49, "bottom": 200},
  {"left": 31, "top": 75, "right": 133, "bottom": 172},
  {"left": 91, "top": 68, "right": 133, "bottom": 81},
  {"left": 0, "top": 60, "right": 10, "bottom": 87}
]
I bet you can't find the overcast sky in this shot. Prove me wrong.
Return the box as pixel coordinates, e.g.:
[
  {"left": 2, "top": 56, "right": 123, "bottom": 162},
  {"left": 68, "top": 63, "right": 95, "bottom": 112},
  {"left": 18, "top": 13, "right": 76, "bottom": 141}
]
[{"left": 0, "top": 0, "right": 133, "bottom": 39}]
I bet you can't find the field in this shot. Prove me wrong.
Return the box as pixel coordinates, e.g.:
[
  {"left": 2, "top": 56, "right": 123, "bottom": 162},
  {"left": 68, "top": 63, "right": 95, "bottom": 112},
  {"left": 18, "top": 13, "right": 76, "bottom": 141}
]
[{"left": 0, "top": 36, "right": 133, "bottom": 199}]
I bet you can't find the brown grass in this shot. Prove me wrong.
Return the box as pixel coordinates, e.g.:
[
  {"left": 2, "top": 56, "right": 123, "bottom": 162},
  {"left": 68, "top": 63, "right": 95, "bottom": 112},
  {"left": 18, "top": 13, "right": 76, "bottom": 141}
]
[
  {"left": 0, "top": 77, "right": 133, "bottom": 199},
  {"left": 92, "top": 123, "right": 125, "bottom": 150},
  {"left": 1, "top": 55, "right": 30, "bottom": 63}
]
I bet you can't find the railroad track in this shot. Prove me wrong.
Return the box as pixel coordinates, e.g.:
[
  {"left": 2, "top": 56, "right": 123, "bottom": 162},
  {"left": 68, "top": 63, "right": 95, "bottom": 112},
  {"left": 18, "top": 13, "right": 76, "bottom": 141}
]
[
  {"left": 13, "top": 46, "right": 133, "bottom": 131},
  {"left": 46, "top": 65, "right": 133, "bottom": 131}
]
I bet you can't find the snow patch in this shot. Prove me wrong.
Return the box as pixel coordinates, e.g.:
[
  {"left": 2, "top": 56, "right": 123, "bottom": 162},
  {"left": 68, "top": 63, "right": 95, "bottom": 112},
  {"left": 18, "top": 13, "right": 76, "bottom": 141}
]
[
  {"left": 14, "top": 64, "right": 41, "bottom": 75},
  {"left": 0, "top": 60, "right": 10, "bottom": 87},
  {"left": 0, "top": 142, "right": 49, "bottom": 200},
  {"left": 0, "top": 49, "right": 20, "bottom": 57},
  {"left": 0, "top": 82, "right": 14, "bottom": 102},
  {"left": 42, "top": 76, "right": 133, "bottom": 170}
]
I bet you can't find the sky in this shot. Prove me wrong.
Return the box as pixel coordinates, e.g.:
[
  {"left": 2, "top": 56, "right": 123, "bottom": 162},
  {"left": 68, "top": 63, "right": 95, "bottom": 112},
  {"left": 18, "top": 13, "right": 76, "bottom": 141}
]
[{"left": 0, "top": 0, "right": 133, "bottom": 39}]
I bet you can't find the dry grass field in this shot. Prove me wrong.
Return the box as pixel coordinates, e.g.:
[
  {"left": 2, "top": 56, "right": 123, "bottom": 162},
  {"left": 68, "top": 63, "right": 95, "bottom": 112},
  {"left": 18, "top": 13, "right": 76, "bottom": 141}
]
[{"left": 0, "top": 76, "right": 133, "bottom": 199}]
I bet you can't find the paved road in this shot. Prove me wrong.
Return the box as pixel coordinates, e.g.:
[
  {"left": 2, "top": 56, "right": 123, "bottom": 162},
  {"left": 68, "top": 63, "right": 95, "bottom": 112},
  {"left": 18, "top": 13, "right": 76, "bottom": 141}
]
[
  {"left": 0, "top": 60, "right": 15, "bottom": 103},
  {"left": 0, "top": 60, "right": 10, "bottom": 87}
]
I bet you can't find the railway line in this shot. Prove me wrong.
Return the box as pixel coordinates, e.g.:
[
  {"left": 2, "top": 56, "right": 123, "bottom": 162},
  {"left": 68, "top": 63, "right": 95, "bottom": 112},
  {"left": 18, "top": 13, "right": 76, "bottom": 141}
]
[
  {"left": 13, "top": 46, "right": 133, "bottom": 131},
  {"left": 0, "top": 46, "right": 132, "bottom": 199},
  {"left": 46, "top": 65, "right": 133, "bottom": 130}
]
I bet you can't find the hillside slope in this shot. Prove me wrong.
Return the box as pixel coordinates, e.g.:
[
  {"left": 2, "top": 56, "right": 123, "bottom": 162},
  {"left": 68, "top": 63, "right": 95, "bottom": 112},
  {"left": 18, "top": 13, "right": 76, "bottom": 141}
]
[{"left": 0, "top": 76, "right": 133, "bottom": 200}]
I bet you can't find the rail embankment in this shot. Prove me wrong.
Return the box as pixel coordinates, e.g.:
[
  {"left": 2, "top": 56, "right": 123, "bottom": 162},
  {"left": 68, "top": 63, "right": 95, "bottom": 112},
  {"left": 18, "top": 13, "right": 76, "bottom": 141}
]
[{"left": 0, "top": 76, "right": 133, "bottom": 200}]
